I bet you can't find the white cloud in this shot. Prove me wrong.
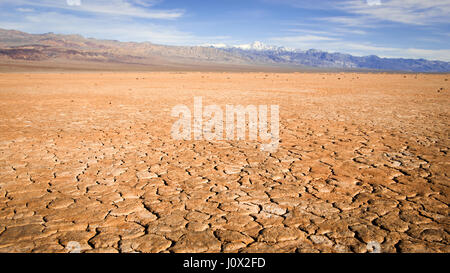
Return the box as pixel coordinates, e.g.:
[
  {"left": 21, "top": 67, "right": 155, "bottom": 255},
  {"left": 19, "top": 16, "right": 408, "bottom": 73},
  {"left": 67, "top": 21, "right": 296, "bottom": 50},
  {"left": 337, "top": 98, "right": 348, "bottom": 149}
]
[
  {"left": 285, "top": 28, "right": 367, "bottom": 36},
  {"left": 3, "top": 0, "right": 183, "bottom": 20},
  {"left": 271, "top": 35, "right": 338, "bottom": 43},
  {"left": 338, "top": 0, "right": 450, "bottom": 25},
  {"left": 75, "top": 0, "right": 183, "bottom": 19},
  {"left": 366, "top": 0, "right": 381, "bottom": 6},
  {"left": 66, "top": 0, "right": 81, "bottom": 7},
  {"left": 131, "top": 0, "right": 159, "bottom": 8},
  {"left": 16, "top": 8, "right": 34, "bottom": 12}
]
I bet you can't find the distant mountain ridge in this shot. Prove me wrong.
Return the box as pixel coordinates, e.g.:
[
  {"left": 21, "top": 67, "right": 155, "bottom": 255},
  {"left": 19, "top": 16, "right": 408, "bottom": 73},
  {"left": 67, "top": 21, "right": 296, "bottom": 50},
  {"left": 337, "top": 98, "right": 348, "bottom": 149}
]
[
  {"left": 0, "top": 29, "right": 449, "bottom": 72},
  {"left": 203, "top": 41, "right": 450, "bottom": 72}
]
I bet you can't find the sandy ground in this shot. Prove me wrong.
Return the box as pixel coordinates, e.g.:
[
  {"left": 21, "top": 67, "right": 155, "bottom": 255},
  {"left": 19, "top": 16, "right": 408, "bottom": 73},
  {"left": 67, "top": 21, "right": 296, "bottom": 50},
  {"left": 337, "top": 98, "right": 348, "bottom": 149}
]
[{"left": 0, "top": 72, "right": 448, "bottom": 253}]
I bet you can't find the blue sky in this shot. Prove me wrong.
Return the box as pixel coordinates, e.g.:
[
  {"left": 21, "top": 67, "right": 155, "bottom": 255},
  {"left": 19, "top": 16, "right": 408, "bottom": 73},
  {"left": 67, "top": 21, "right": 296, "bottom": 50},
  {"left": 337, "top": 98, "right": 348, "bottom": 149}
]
[{"left": 1, "top": 0, "right": 449, "bottom": 61}]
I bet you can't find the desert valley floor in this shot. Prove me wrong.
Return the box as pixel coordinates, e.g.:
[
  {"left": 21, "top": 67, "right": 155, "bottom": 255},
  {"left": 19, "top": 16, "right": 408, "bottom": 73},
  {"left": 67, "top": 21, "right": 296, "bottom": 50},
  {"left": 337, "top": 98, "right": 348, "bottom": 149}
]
[{"left": 0, "top": 72, "right": 448, "bottom": 253}]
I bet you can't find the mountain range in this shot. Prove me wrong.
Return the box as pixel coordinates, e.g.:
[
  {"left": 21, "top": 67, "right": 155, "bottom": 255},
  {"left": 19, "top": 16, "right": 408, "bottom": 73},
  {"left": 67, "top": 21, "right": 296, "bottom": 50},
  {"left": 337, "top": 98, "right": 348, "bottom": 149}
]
[
  {"left": 0, "top": 29, "right": 449, "bottom": 72},
  {"left": 204, "top": 41, "right": 450, "bottom": 72}
]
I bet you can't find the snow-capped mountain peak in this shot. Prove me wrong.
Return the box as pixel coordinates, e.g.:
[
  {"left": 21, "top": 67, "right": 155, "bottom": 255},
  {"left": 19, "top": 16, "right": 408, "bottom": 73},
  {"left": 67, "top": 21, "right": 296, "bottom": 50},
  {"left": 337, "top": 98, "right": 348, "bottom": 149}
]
[
  {"left": 203, "top": 41, "right": 293, "bottom": 52},
  {"left": 234, "top": 41, "right": 273, "bottom": 51},
  {"left": 200, "top": 43, "right": 228, "bottom": 48}
]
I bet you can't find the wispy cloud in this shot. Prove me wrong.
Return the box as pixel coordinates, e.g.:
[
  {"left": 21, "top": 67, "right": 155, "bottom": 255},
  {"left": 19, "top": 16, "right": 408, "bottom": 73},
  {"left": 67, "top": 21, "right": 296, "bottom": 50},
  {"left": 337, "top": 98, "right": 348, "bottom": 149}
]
[
  {"left": 261, "top": 0, "right": 338, "bottom": 10},
  {"left": 277, "top": 0, "right": 450, "bottom": 26},
  {"left": 284, "top": 28, "right": 367, "bottom": 36},
  {"left": 271, "top": 35, "right": 338, "bottom": 43},
  {"left": 4, "top": 0, "right": 184, "bottom": 20},
  {"left": 335, "top": 0, "right": 450, "bottom": 25},
  {"left": 66, "top": 0, "right": 81, "bottom": 7},
  {"left": 16, "top": 7, "right": 34, "bottom": 13},
  {"left": 322, "top": 16, "right": 375, "bottom": 27}
]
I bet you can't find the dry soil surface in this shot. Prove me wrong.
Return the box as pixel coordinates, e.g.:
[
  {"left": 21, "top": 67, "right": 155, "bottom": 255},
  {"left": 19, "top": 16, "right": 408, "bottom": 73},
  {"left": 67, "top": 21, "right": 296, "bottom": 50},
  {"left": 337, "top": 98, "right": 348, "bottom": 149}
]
[{"left": 0, "top": 72, "right": 449, "bottom": 253}]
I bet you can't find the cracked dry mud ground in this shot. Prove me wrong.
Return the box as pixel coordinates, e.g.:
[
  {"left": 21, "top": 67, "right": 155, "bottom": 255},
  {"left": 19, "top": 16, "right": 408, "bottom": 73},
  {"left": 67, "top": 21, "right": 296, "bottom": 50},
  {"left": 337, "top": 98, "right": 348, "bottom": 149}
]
[{"left": 0, "top": 72, "right": 449, "bottom": 253}]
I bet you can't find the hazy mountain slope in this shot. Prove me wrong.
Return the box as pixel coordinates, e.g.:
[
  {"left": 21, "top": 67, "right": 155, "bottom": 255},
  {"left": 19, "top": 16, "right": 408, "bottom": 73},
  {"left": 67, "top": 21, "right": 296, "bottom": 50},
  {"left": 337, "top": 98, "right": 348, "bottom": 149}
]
[
  {"left": 0, "top": 29, "right": 249, "bottom": 66},
  {"left": 218, "top": 46, "right": 450, "bottom": 72}
]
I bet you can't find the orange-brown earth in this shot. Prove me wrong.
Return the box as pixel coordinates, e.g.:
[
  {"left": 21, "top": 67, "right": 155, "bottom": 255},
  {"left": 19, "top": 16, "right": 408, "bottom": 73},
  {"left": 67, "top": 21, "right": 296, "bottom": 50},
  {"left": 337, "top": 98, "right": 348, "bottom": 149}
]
[{"left": 0, "top": 72, "right": 448, "bottom": 253}]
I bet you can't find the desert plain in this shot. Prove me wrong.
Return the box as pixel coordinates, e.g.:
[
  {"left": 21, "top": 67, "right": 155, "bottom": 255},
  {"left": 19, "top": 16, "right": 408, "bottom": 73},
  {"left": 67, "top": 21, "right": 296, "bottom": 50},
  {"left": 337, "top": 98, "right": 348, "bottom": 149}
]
[{"left": 0, "top": 72, "right": 448, "bottom": 253}]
